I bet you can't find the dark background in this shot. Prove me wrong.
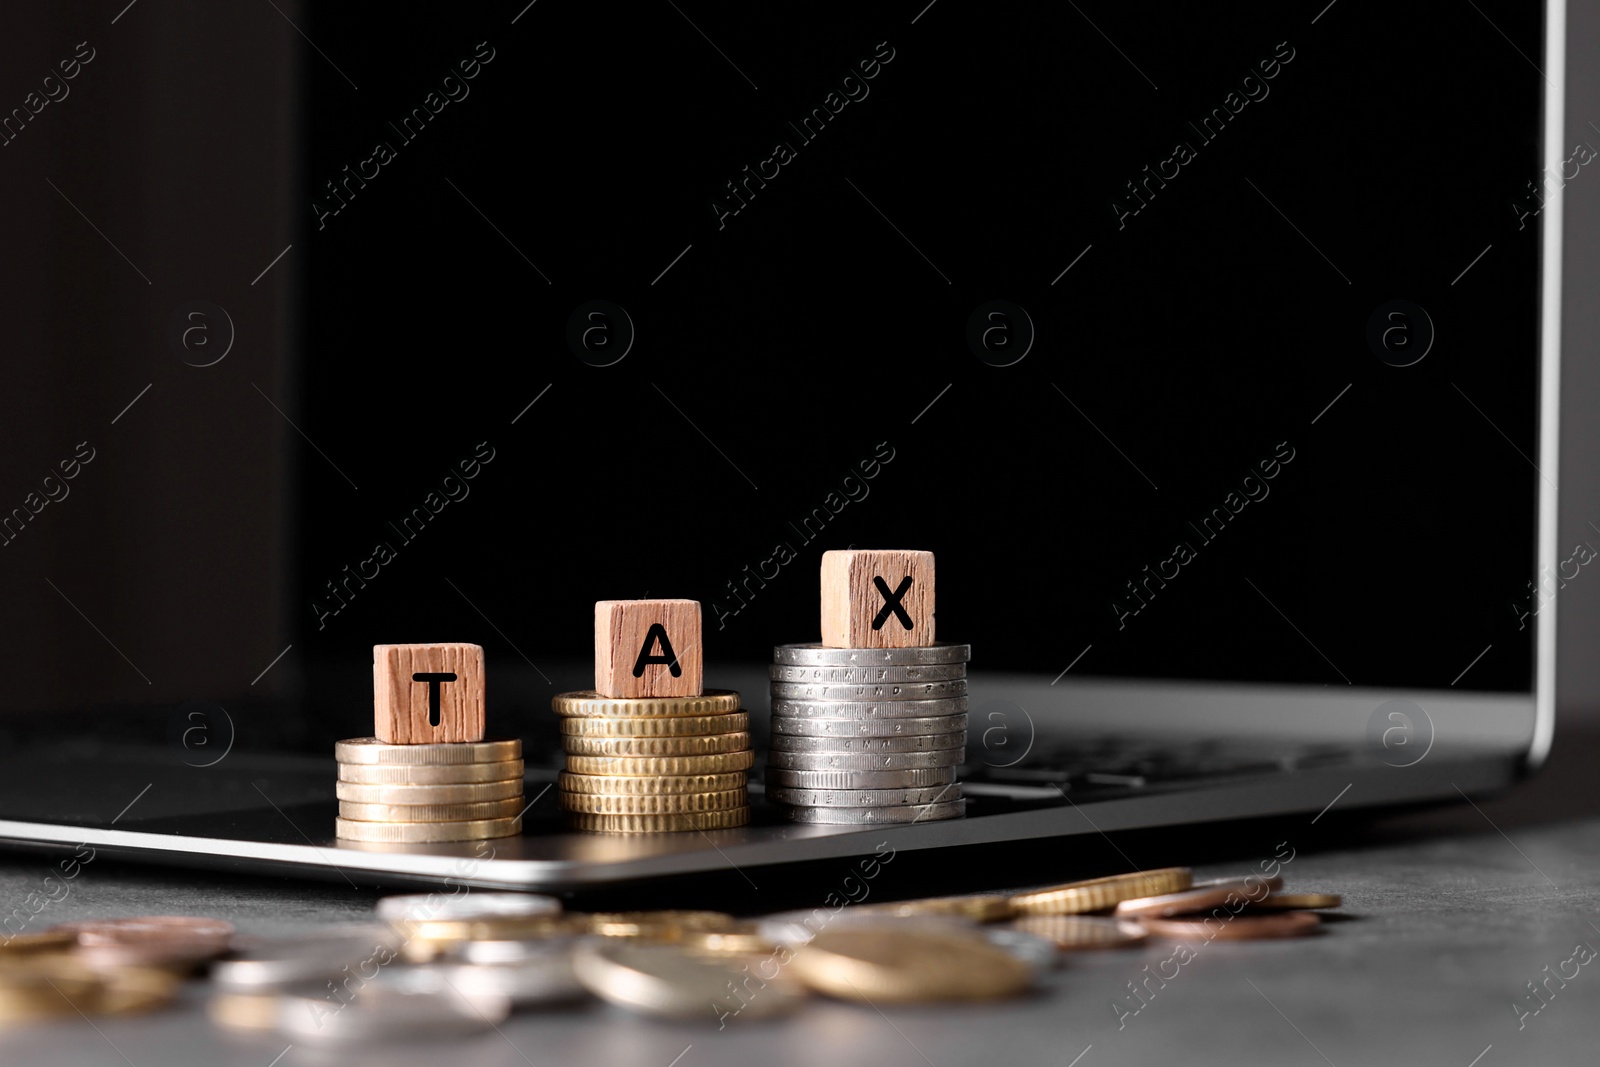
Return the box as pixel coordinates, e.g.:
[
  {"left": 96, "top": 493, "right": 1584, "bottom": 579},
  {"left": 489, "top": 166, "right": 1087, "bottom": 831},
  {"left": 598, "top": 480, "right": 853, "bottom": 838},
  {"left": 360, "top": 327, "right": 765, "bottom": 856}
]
[{"left": 0, "top": 0, "right": 1553, "bottom": 731}]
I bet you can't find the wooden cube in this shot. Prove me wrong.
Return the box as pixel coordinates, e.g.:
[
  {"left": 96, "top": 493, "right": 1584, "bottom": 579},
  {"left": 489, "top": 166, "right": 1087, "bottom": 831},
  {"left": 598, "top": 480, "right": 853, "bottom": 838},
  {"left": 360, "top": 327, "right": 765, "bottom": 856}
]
[
  {"left": 820, "top": 550, "right": 936, "bottom": 648},
  {"left": 373, "top": 643, "right": 486, "bottom": 744},
  {"left": 595, "top": 600, "right": 702, "bottom": 698}
]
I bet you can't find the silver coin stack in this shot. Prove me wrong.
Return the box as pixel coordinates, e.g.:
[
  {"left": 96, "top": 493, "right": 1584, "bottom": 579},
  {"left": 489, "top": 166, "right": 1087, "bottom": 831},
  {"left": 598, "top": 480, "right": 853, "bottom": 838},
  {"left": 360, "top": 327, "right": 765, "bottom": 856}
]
[{"left": 764, "top": 643, "right": 969, "bottom": 824}]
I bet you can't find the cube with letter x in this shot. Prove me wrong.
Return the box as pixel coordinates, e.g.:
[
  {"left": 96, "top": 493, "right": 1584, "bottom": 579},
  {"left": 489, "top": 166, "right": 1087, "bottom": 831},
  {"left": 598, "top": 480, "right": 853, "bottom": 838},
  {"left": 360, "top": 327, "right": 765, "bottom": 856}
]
[
  {"left": 372, "top": 643, "right": 486, "bottom": 743},
  {"left": 820, "top": 549, "right": 936, "bottom": 648},
  {"left": 594, "top": 600, "right": 703, "bottom": 698}
]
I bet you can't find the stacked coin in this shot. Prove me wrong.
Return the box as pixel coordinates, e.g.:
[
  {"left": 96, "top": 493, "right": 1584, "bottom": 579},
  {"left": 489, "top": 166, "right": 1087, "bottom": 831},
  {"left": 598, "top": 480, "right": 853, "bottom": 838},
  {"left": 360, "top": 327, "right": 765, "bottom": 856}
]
[
  {"left": 765, "top": 643, "right": 969, "bottom": 824},
  {"left": 553, "top": 690, "right": 752, "bottom": 832},
  {"left": 334, "top": 738, "right": 525, "bottom": 843}
]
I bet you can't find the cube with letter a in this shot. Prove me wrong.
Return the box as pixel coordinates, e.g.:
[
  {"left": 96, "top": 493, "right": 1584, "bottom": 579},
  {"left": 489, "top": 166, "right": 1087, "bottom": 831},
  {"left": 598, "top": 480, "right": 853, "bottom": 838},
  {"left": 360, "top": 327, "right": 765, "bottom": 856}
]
[
  {"left": 373, "top": 643, "right": 486, "bottom": 744},
  {"left": 594, "top": 600, "right": 703, "bottom": 698},
  {"left": 820, "top": 549, "right": 936, "bottom": 648}
]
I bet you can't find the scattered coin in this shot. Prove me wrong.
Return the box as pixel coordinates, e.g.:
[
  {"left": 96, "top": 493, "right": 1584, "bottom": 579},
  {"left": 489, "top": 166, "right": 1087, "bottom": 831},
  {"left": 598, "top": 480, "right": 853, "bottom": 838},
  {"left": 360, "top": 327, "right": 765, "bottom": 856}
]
[
  {"left": 214, "top": 927, "right": 403, "bottom": 992},
  {"left": 789, "top": 924, "right": 1033, "bottom": 1002},
  {"left": 573, "top": 941, "right": 800, "bottom": 1019},
  {"left": 584, "top": 911, "right": 741, "bottom": 940},
  {"left": 1010, "top": 868, "right": 1193, "bottom": 916},
  {"left": 1114, "top": 876, "right": 1285, "bottom": 920},
  {"left": 1138, "top": 910, "right": 1322, "bottom": 940},
  {"left": 274, "top": 971, "right": 508, "bottom": 1045},
  {"left": 53, "top": 916, "right": 236, "bottom": 971},
  {"left": 855, "top": 894, "right": 1015, "bottom": 923},
  {"left": 405, "top": 956, "right": 586, "bottom": 1007},
  {"left": 335, "top": 779, "right": 524, "bottom": 804},
  {"left": 208, "top": 991, "right": 280, "bottom": 1033},
  {"left": 376, "top": 893, "right": 562, "bottom": 926},
  {"left": 1011, "top": 915, "right": 1148, "bottom": 950},
  {"left": 1246, "top": 892, "right": 1343, "bottom": 911}
]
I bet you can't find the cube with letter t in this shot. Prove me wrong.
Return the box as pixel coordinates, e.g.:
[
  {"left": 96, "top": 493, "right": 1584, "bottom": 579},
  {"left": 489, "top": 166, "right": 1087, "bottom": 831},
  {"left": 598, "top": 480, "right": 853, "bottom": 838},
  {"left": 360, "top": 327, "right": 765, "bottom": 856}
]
[
  {"left": 594, "top": 600, "right": 703, "bottom": 698},
  {"left": 372, "top": 642, "right": 486, "bottom": 743}
]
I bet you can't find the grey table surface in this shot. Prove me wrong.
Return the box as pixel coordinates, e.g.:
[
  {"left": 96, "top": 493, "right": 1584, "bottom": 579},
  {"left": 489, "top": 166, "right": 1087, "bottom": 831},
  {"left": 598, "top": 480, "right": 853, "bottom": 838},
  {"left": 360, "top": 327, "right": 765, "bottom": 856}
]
[{"left": 1, "top": 732, "right": 1597, "bottom": 1067}]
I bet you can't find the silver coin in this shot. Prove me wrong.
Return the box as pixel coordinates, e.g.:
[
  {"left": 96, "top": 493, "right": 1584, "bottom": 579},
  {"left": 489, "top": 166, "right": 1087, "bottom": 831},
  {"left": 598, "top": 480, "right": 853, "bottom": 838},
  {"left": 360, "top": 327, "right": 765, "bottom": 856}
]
[
  {"left": 769, "top": 713, "right": 968, "bottom": 738},
  {"left": 573, "top": 941, "right": 800, "bottom": 1020},
  {"left": 769, "top": 662, "right": 968, "bottom": 684},
  {"left": 763, "top": 766, "right": 957, "bottom": 790},
  {"left": 779, "top": 800, "right": 966, "bottom": 824},
  {"left": 756, "top": 909, "right": 973, "bottom": 947},
  {"left": 984, "top": 927, "right": 1059, "bottom": 973},
  {"left": 408, "top": 955, "right": 587, "bottom": 1007},
  {"left": 770, "top": 696, "right": 968, "bottom": 719},
  {"left": 770, "top": 678, "right": 968, "bottom": 702},
  {"left": 766, "top": 783, "right": 962, "bottom": 808},
  {"left": 453, "top": 936, "right": 587, "bottom": 966},
  {"left": 774, "top": 643, "right": 971, "bottom": 667},
  {"left": 275, "top": 970, "right": 507, "bottom": 1045},
  {"left": 767, "top": 731, "right": 967, "bottom": 754},
  {"left": 375, "top": 892, "right": 562, "bottom": 925},
  {"left": 765, "top": 748, "right": 966, "bottom": 771},
  {"left": 213, "top": 927, "right": 403, "bottom": 993}
]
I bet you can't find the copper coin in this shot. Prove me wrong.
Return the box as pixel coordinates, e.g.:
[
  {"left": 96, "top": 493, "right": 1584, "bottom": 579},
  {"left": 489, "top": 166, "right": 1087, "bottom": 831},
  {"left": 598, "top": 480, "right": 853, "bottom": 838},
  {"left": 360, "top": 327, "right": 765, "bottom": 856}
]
[
  {"left": 1138, "top": 910, "right": 1322, "bottom": 940},
  {"left": 1115, "top": 876, "right": 1284, "bottom": 919},
  {"left": 1245, "top": 892, "right": 1343, "bottom": 911},
  {"left": 54, "top": 916, "right": 236, "bottom": 971}
]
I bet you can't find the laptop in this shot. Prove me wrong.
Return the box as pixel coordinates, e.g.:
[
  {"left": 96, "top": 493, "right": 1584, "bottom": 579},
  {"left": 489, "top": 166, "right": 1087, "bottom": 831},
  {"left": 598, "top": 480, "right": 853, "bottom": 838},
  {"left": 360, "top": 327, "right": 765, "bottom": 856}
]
[{"left": 0, "top": 0, "right": 1561, "bottom": 891}]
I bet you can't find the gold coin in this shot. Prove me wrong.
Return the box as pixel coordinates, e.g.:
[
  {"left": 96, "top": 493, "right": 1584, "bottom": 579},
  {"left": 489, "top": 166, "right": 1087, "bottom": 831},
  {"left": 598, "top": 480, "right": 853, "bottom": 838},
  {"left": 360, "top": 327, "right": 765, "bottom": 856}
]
[
  {"left": 335, "top": 779, "right": 523, "bottom": 804},
  {"left": 1010, "top": 867, "right": 1193, "bottom": 915},
  {"left": 560, "top": 788, "right": 746, "bottom": 815},
  {"left": 790, "top": 924, "right": 1034, "bottom": 1002},
  {"left": 95, "top": 965, "right": 180, "bottom": 1015},
  {"left": 339, "top": 798, "right": 524, "bottom": 822},
  {"left": 559, "top": 770, "right": 745, "bottom": 796},
  {"left": 568, "top": 807, "right": 750, "bottom": 833},
  {"left": 1011, "top": 915, "right": 1148, "bottom": 950},
  {"left": 338, "top": 759, "right": 523, "bottom": 785},
  {"left": 334, "top": 816, "right": 522, "bottom": 842},
  {"left": 1246, "top": 892, "right": 1342, "bottom": 910},
  {"left": 677, "top": 928, "right": 779, "bottom": 959},
  {"left": 552, "top": 690, "right": 742, "bottom": 718},
  {"left": 563, "top": 732, "right": 751, "bottom": 758},
  {"left": 208, "top": 991, "right": 279, "bottom": 1032},
  {"left": 584, "top": 911, "right": 742, "bottom": 939},
  {"left": 0, "top": 931, "right": 76, "bottom": 956},
  {"left": 334, "top": 737, "right": 521, "bottom": 765},
  {"left": 395, "top": 914, "right": 587, "bottom": 949},
  {"left": 565, "top": 751, "right": 754, "bottom": 776},
  {"left": 857, "top": 894, "right": 1016, "bottom": 923},
  {"left": 0, "top": 957, "right": 103, "bottom": 1022},
  {"left": 559, "top": 712, "right": 748, "bottom": 738}
]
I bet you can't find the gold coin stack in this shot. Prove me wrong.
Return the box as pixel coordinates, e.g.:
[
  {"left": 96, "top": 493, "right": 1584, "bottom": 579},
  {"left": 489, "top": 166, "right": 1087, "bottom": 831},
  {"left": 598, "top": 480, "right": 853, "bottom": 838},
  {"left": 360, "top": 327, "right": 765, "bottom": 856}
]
[
  {"left": 334, "top": 738, "right": 526, "bottom": 843},
  {"left": 553, "top": 690, "right": 752, "bottom": 833}
]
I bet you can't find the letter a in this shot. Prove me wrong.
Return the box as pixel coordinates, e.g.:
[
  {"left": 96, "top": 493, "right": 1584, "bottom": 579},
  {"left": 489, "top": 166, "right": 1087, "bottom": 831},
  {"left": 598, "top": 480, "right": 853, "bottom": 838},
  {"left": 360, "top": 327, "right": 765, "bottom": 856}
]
[{"left": 633, "top": 623, "right": 682, "bottom": 677}]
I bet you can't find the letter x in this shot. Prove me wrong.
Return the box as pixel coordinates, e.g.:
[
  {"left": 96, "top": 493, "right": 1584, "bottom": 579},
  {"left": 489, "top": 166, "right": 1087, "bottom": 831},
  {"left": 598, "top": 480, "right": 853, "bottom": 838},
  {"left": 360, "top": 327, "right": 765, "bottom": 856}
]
[
  {"left": 871, "top": 575, "right": 914, "bottom": 631},
  {"left": 412, "top": 672, "right": 457, "bottom": 727}
]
